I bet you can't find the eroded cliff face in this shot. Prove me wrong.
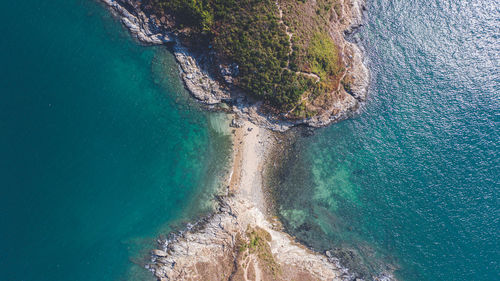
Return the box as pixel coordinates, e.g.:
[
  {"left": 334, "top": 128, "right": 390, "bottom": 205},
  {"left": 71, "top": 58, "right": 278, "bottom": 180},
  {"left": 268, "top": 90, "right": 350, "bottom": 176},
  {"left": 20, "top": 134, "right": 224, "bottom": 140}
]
[{"left": 101, "top": 0, "right": 369, "bottom": 131}]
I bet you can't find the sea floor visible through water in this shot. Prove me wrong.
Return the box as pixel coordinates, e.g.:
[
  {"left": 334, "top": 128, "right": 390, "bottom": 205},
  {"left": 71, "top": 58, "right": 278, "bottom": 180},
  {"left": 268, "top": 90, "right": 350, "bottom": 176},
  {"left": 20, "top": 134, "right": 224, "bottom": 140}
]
[
  {"left": 1, "top": 1, "right": 498, "bottom": 281},
  {"left": 272, "top": 1, "right": 499, "bottom": 281},
  {"left": 0, "top": 1, "right": 232, "bottom": 280}
]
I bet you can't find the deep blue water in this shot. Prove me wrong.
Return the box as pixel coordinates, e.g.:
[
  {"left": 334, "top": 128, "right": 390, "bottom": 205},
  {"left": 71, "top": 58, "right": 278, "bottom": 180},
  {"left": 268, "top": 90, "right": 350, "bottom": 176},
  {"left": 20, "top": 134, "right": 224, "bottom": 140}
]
[
  {"left": 275, "top": 0, "right": 499, "bottom": 280},
  {"left": 0, "top": 1, "right": 229, "bottom": 280},
  {"left": 1, "top": 0, "right": 498, "bottom": 281}
]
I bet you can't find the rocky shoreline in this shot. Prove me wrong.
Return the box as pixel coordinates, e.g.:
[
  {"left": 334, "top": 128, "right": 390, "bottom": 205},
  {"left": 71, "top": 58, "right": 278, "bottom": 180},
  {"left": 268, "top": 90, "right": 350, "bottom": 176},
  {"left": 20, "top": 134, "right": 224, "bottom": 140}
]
[
  {"left": 145, "top": 120, "right": 394, "bottom": 281},
  {"left": 98, "top": 1, "right": 387, "bottom": 280},
  {"left": 146, "top": 121, "right": 367, "bottom": 281},
  {"left": 100, "top": 0, "right": 369, "bottom": 132}
]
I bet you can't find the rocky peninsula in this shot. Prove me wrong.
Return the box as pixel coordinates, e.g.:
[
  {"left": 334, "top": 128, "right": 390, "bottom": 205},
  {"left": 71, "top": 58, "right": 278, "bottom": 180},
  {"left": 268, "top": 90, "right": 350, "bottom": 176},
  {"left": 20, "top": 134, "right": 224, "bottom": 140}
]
[
  {"left": 148, "top": 121, "right": 358, "bottom": 280},
  {"left": 100, "top": 0, "right": 386, "bottom": 280}
]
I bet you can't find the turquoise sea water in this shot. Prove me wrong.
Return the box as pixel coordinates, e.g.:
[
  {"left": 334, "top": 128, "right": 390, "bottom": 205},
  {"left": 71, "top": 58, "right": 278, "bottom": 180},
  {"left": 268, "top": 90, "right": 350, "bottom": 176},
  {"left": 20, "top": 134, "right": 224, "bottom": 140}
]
[
  {"left": 0, "top": 1, "right": 230, "bottom": 280},
  {"left": 275, "top": 0, "right": 499, "bottom": 280},
  {"left": 1, "top": 0, "right": 498, "bottom": 281}
]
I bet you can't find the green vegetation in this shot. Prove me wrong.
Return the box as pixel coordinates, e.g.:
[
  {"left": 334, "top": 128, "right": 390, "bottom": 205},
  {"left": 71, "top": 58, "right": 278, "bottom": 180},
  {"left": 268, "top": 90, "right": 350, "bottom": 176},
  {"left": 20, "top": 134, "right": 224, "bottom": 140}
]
[
  {"left": 307, "top": 32, "right": 342, "bottom": 84},
  {"left": 153, "top": 0, "right": 213, "bottom": 31},
  {"left": 238, "top": 227, "right": 280, "bottom": 276},
  {"left": 147, "top": 0, "right": 345, "bottom": 113},
  {"left": 212, "top": 0, "right": 304, "bottom": 107}
]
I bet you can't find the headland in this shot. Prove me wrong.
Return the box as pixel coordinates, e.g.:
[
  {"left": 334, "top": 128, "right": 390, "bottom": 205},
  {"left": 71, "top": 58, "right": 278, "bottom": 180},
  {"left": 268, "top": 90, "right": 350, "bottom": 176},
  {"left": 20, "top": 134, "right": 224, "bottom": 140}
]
[
  {"left": 99, "top": 0, "right": 386, "bottom": 280},
  {"left": 101, "top": 0, "right": 369, "bottom": 131}
]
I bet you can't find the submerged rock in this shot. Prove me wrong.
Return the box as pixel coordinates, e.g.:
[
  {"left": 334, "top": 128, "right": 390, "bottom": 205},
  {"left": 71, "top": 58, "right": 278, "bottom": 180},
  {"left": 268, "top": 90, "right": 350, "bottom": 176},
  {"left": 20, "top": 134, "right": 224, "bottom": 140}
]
[{"left": 152, "top": 249, "right": 167, "bottom": 257}]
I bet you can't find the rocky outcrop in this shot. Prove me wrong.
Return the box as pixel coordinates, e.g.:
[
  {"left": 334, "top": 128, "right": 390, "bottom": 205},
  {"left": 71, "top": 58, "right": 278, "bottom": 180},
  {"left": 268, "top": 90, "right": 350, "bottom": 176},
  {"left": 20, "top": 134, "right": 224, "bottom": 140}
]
[
  {"left": 148, "top": 198, "right": 351, "bottom": 281},
  {"left": 173, "top": 43, "right": 231, "bottom": 104},
  {"left": 99, "top": 1, "right": 388, "bottom": 280},
  {"left": 100, "top": 0, "right": 369, "bottom": 132},
  {"left": 101, "top": 0, "right": 173, "bottom": 44},
  {"left": 346, "top": 41, "right": 370, "bottom": 102},
  {"left": 146, "top": 123, "right": 357, "bottom": 281},
  {"left": 145, "top": 122, "right": 395, "bottom": 281}
]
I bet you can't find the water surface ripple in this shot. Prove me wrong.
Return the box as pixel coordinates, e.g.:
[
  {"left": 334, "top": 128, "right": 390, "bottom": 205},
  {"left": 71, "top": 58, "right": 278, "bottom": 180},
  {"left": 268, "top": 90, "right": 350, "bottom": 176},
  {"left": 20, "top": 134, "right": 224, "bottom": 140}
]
[
  {"left": 274, "top": 0, "right": 499, "bottom": 280},
  {"left": 0, "top": 1, "right": 230, "bottom": 280}
]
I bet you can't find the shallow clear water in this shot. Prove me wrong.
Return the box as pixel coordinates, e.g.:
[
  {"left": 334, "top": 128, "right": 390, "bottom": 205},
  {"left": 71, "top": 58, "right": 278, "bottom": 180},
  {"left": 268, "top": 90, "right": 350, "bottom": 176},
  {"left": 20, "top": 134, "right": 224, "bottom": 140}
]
[
  {"left": 0, "top": 1, "right": 230, "bottom": 280},
  {"left": 274, "top": 0, "right": 499, "bottom": 280}
]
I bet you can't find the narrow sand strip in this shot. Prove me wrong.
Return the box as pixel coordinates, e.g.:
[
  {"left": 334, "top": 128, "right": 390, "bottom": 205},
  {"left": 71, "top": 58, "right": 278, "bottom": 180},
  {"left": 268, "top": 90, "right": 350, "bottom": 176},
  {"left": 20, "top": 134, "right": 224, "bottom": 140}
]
[{"left": 149, "top": 120, "right": 350, "bottom": 281}]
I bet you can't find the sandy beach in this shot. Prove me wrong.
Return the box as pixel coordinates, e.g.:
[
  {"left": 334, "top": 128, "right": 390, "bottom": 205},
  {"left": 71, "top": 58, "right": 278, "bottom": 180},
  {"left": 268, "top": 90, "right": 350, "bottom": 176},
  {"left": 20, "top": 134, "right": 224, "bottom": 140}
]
[
  {"left": 98, "top": 2, "right": 372, "bottom": 279},
  {"left": 148, "top": 119, "right": 352, "bottom": 280}
]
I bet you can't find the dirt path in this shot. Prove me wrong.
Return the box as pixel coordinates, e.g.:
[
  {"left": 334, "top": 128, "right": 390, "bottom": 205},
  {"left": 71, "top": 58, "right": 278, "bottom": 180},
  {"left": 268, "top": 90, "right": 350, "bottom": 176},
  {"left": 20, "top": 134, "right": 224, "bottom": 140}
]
[{"left": 275, "top": 0, "right": 321, "bottom": 83}]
